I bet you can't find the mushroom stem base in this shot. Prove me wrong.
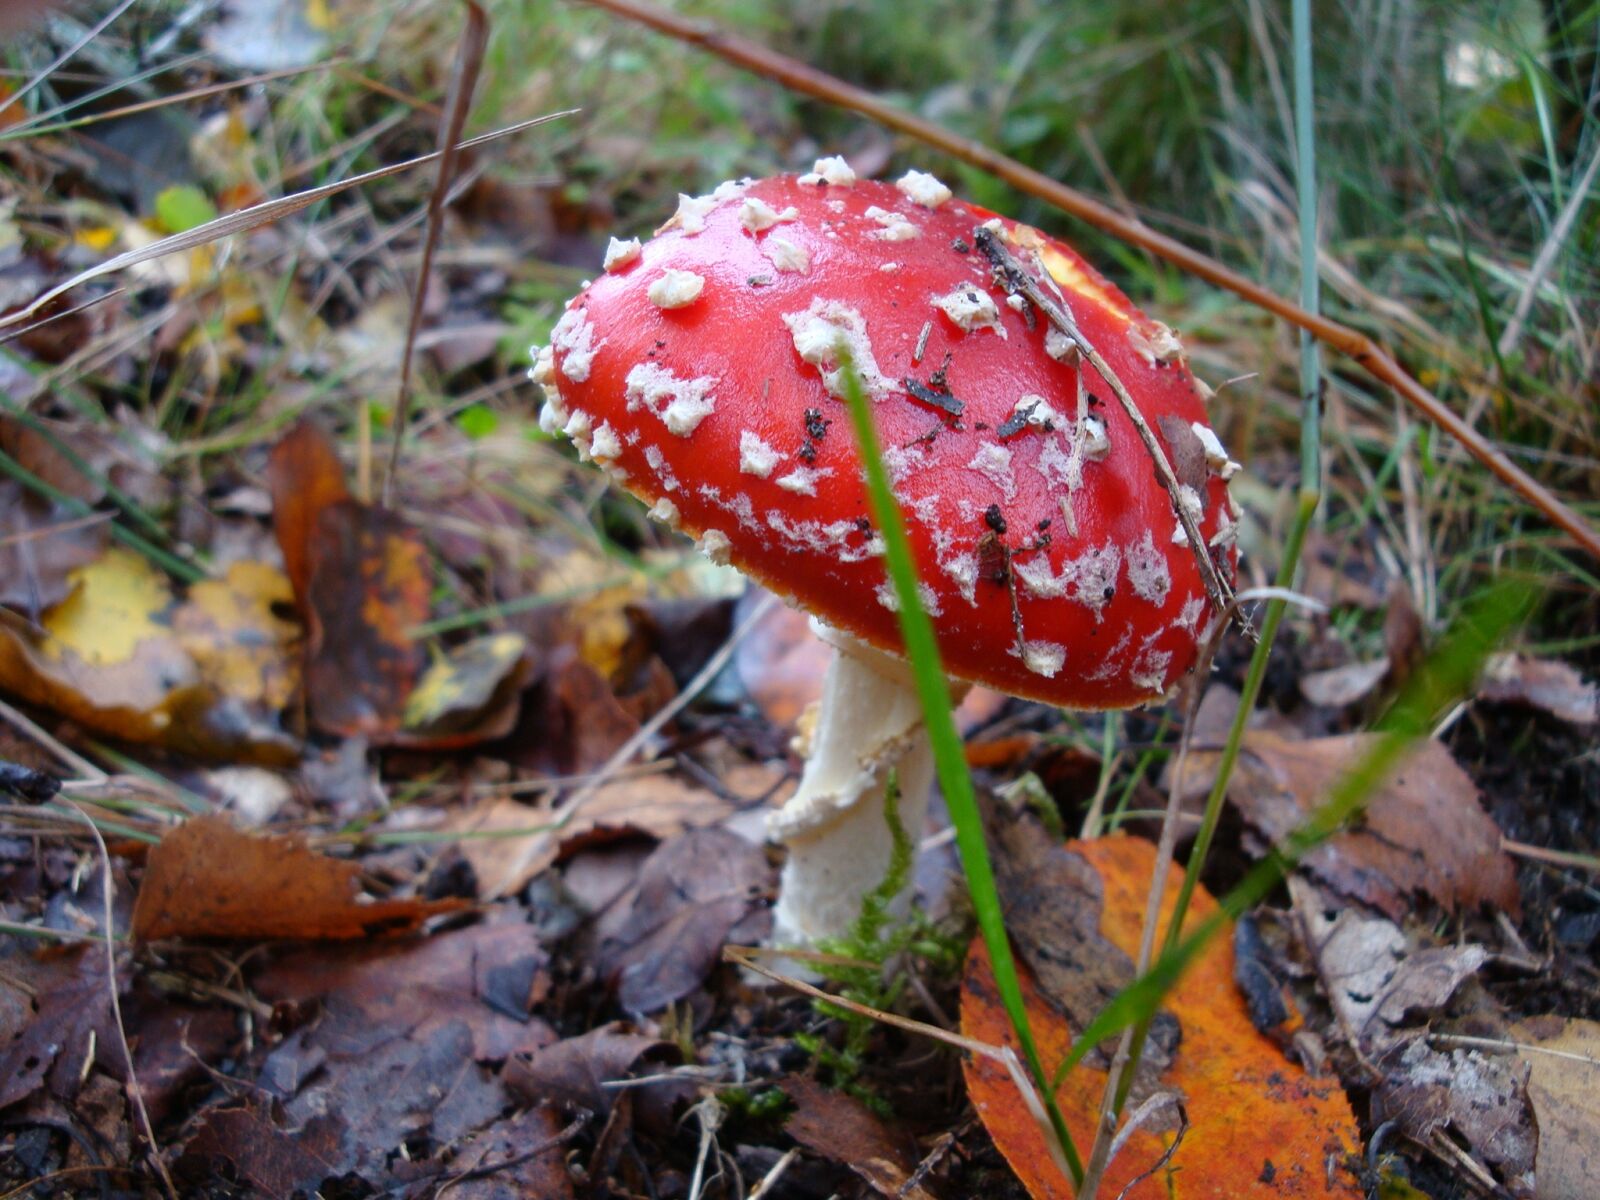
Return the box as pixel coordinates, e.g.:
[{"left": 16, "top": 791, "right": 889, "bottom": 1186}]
[{"left": 769, "top": 636, "right": 934, "bottom": 951}]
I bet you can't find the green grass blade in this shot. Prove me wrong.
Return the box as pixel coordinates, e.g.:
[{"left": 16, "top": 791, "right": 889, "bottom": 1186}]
[
  {"left": 835, "top": 349, "right": 1084, "bottom": 1184},
  {"left": 1058, "top": 577, "right": 1532, "bottom": 1090}
]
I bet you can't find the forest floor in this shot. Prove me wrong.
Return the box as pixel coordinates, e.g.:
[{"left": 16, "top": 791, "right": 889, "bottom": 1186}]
[{"left": 1, "top": 2, "right": 1597, "bottom": 1198}]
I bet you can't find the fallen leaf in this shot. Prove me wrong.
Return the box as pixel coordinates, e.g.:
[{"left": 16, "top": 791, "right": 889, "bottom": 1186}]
[
  {"left": 439, "top": 1105, "right": 578, "bottom": 1200},
  {"left": 264, "top": 418, "right": 348, "bottom": 604},
  {"left": 131, "top": 813, "right": 467, "bottom": 942},
  {"left": 0, "top": 548, "right": 299, "bottom": 762},
  {"left": 590, "top": 827, "right": 772, "bottom": 1013},
  {"left": 1174, "top": 722, "right": 1518, "bottom": 919},
  {"left": 0, "top": 480, "right": 108, "bottom": 616},
  {"left": 0, "top": 946, "right": 113, "bottom": 1110},
  {"left": 1508, "top": 1016, "right": 1600, "bottom": 1199},
  {"left": 302, "top": 501, "right": 430, "bottom": 736},
  {"left": 1371, "top": 1039, "right": 1535, "bottom": 1195},
  {"left": 171, "top": 561, "right": 300, "bottom": 710},
  {"left": 1299, "top": 658, "right": 1390, "bottom": 709},
  {"left": 268, "top": 419, "right": 515, "bottom": 745},
  {"left": 1293, "top": 880, "right": 1488, "bottom": 1055},
  {"left": 505, "top": 1022, "right": 673, "bottom": 1116},
  {"left": 403, "top": 632, "right": 532, "bottom": 741},
  {"left": 179, "top": 922, "right": 558, "bottom": 1195},
  {"left": 780, "top": 1075, "right": 936, "bottom": 1200},
  {"left": 962, "top": 836, "right": 1362, "bottom": 1199},
  {"left": 1479, "top": 654, "right": 1599, "bottom": 727},
  {"left": 451, "top": 769, "right": 735, "bottom": 900}
]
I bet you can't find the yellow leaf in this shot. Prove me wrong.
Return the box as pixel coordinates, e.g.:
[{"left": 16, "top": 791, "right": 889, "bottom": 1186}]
[
  {"left": 173, "top": 561, "right": 300, "bottom": 709},
  {"left": 43, "top": 547, "right": 172, "bottom": 665}
]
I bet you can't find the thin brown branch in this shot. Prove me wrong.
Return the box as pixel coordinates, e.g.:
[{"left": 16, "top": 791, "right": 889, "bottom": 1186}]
[
  {"left": 578, "top": 0, "right": 1600, "bottom": 564},
  {"left": 385, "top": 0, "right": 489, "bottom": 504}
]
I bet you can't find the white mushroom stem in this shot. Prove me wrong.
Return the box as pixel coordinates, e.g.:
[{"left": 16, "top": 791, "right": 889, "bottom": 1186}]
[{"left": 768, "top": 625, "right": 944, "bottom": 949}]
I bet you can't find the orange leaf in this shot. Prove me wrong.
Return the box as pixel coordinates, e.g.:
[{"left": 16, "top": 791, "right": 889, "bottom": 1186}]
[
  {"left": 131, "top": 814, "right": 465, "bottom": 942},
  {"left": 961, "top": 836, "right": 1361, "bottom": 1199},
  {"left": 266, "top": 418, "right": 350, "bottom": 607}
]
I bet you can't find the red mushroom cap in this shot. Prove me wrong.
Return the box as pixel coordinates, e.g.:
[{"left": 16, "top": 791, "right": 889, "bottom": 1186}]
[{"left": 534, "top": 165, "right": 1239, "bottom": 709}]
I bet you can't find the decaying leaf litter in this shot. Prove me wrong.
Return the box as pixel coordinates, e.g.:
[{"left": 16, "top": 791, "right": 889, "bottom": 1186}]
[{"left": 2, "top": 2, "right": 1599, "bottom": 1198}]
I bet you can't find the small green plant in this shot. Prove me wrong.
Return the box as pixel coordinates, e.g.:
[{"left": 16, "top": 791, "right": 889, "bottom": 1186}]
[{"left": 795, "top": 771, "right": 965, "bottom": 1111}]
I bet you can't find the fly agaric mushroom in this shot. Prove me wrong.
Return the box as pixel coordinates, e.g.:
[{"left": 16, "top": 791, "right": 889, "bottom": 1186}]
[{"left": 532, "top": 162, "right": 1239, "bottom": 948}]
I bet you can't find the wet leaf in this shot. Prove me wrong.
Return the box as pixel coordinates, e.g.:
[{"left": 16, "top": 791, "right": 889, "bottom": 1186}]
[
  {"left": 780, "top": 1075, "right": 936, "bottom": 1200},
  {"left": 961, "top": 836, "right": 1362, "bottom": 1199},
  {"left": 590, "top": 826, "right": 772, "bottom": 1013},
  {"left": 1508, "top": 1016, "right": 1600, "bottom": 1199},
  {"left": 131, "top": 813, "right": 467, "bottom": 942},
  {"left": 172, "top": 561, "right": 300, "bottom": 710}
]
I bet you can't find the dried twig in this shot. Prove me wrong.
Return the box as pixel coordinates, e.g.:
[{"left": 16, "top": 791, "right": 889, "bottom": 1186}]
[
  {"left": 383, "top": 0, "right": 489, "bottom": 504},
  {"left": 974, "top": 227, "right": 1234, "bottom": 623},
  {"left": 578, "top": 0, "right": 1600, "bottom": 563}
]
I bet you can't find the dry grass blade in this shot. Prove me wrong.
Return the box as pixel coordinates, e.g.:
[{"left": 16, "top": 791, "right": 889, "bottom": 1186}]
[
  {"left": 384, "top": 0, "right": 489, "bottom": 503},
  {"left": 0, "top": 0, "right": 138, "bottom": 121},
  {"left": 579, "top": 0, "right": 1600, "bottom": 563},
  {"left": 0, "top": 110, "right": 575, "bottom": 334}
]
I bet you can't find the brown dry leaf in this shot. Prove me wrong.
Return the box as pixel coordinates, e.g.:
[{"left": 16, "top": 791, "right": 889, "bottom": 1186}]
[
  {"left": 1298, "top": 658, "right": 1390, "bottom": 709},
  {"left": 265, "top": 419, "right": 530, "bottom": 747},
  {"left": 131, "top": 813, "right": 467, "bottom": 942},
  {"left": 1175, "top": 719, "right": 1518, "bottom": 919},
  {"left": 780, "top": 1075, "right": 937, "bottom": 1200},
  {"left": 179, "top": 922, "right": 556, "bottom": 1195},
  {"left": 0, "top": 547, "right": 298, "bottom": 762},
  {"left": 961, "top": 836, "right": 1362, "bottom": 1199},
  {"left": 505, "top": 1022, "right": 674, "bottom": 1116},
  {"left": 590, "top": 826, "right": 772, "bottom": 1013},
  {"left": 1371, "top": 1039, "right": 1535, "bottom": 1196},
  {"left": 450, "top": 771, "right": 735, "bottom": 900},
  {"left": 302, "top": 501, "right": 431, "bottom": 737},
  {"left": 264, "top": 417, "right": 349, "bottom": 603},
  {"left": 1479, "top": 654, "right": 1599, "bottom": 727},
  {"left": 1508, "top": 1016, "right": 1600, "bottom": 1199},
  {"left": 1293, "top": 880, "right": 1488, "bottom": 1055}
]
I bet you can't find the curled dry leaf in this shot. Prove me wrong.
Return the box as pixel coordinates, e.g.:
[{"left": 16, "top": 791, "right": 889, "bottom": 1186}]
[
  {"left": 961, "top": 836, "right": 1361, "bottom": 1199},
  {"left": 131, "top": 813, "right": 468, "bottom": 942},
  {"left": 1479, "top": 654, "right": 1599, "bottom": 727},
  {"left": 1292, "top": 878, "right": 1488, "bottom": 1057},
  {"left": 1173, "top": 712, "right": 1518, "bottom": 919},
  {"left": 0, "top": 548, "right": 299, "bottom": 762},
  {"left": 1371, "top": 1040, "right": 1535, "bottom": 1196}
]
